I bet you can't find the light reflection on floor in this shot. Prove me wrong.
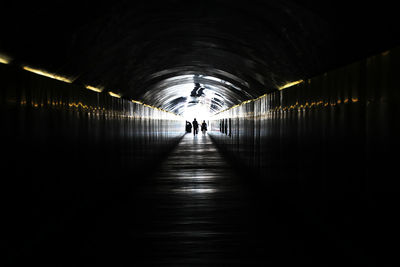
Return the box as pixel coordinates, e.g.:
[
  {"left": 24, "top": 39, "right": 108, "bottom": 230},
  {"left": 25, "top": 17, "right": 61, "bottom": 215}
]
[
  {"left": 172, "top": 188, "right": 218, "bottom": 193},
  {"left": 138, "top": 133, "right": 253, "bottom": 265}
]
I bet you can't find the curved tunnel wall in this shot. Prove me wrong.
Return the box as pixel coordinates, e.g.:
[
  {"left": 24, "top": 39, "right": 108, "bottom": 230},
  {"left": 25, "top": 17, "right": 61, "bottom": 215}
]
[
  {"left": 209, "top": 46, "right": 400, "bottom": 194},
  {"left": 208, "top": 47, "right": 400, "bottom": 255},
  {"left": 0, "top": 64, "right": 185, "bottom": 202}
]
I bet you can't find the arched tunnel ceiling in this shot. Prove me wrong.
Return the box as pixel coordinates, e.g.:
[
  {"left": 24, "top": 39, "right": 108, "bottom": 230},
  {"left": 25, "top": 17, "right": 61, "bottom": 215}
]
[{"left": 1, "top": 0, "right": 399, "bottom": 115}]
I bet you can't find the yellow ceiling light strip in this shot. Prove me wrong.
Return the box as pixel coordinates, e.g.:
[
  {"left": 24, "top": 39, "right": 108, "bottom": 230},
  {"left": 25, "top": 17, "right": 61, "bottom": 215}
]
[
  {"left": 0, "top": 54, "right": 11, "bottom": 64},
  {"left": 22, "top": 66, "right": 73, "bottom": 83},
  {"left": 10, "top": 61, "right": 177, "bottom": 116},
  {"left": 85, "top": 85, "right": 103, "bottom": 93},
  {"left": 131, "top": 100, "right": 143, "bottom": 105},
  {"left": 213, "top": 79, "right": 305, "bottom": 116},
  {"left": 278, "top": 79, "right": 304, "bottom": 90},
  {"left": 131, "top": 99, "right": 180, "bottom": 116},
  {"left": 108, "top": 91, "right": 121, "bottom": 98},
  {"left": 0, "top": 56, "right": 178, "bottom": 116}
]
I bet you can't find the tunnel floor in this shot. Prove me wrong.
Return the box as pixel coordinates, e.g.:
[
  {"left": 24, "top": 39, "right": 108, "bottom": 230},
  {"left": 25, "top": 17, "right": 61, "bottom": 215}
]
[
  {"left": 132, "top": 133, "right": 258, "bottom": 265},
  {"left": 9, "top": 133, "right": 371, "bottom": 266},
  {"left": 120, "top": 133, "right": 258, "bottom": 265},
  {"left": 76, "top": 133, "right": 365, "bottom": 266}
]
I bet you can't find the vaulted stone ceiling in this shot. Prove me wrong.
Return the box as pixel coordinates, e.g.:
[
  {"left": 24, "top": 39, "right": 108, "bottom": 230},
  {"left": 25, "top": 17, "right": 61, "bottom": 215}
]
[{"left": 1, "top": 0, "right": 398, "bottom": 115}]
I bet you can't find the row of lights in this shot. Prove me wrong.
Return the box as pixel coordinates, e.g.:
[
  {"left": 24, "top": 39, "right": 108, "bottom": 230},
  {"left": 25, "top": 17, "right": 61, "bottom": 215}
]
[
  {"left": 212, "top": 48, "right": 393, "bottom": 116},
  {"left": 0, "top": 53, "right": 179, "bottom": 115},
  {"left": 0, "top": 53, "right": 306, "bottom": 116},
  {"left": 214, "top": 79, "right": 305, "bottom": 116}
]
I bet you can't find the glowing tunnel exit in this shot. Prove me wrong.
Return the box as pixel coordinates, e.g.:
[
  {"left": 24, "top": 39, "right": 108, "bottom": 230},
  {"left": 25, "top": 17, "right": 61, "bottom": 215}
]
[{"left": 140, "top": 73, "right": 254, "bottom": 120}]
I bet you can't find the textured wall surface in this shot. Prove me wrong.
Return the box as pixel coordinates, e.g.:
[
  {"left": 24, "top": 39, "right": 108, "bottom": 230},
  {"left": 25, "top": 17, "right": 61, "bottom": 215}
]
[
  {"left": 210, "top": 46, "right": 399, "bottom": 186},
  {"left": 209, "top": 47, "right": 400, "bottom": 260},
  {"left": 0, "top": 64, "right": 184, "bottom": 238}
]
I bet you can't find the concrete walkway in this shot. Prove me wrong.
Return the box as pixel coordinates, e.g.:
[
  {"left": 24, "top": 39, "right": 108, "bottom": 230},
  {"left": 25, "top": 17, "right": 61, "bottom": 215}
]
[
  {"left": 15, "top": 133, "right": 357, "bottom": 266},
  {"left": 133, "top": 133, "right": 254, "bottom": 265}
]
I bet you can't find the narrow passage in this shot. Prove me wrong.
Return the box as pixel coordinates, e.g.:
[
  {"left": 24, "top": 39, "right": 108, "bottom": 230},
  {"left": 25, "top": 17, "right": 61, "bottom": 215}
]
[
  {"left": 81, "top": 133, "right": 352, "bottom": 266},
  {"left": 134, "top": 133, "right": 254, "bottom": 265}
]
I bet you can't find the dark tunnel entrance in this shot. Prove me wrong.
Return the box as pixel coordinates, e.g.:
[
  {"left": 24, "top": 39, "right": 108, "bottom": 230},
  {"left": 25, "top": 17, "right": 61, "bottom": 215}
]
[{"left": 1, "top": 1, "right": 400, "bottom": 266}]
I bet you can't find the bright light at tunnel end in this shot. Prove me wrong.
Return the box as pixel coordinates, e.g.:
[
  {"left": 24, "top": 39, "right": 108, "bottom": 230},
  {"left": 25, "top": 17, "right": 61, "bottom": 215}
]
[{"left": 182, "top": 104, "right": 212, "bottom": 122}]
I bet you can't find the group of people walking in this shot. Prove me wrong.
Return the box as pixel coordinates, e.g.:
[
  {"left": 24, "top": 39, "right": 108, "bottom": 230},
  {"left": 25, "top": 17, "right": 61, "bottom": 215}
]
[{"left": 186, "top": 118, "right": 207, "bottom": 136}]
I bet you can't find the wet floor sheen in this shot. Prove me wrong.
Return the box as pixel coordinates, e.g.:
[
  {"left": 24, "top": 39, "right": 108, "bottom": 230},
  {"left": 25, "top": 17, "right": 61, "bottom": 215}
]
[
  {"left": 89, "top": 133, "right": 350, "bottom": 266},
  {"left": 121, "top": 133, "right": 363, "bottom": 266},
  {"left": 10, "top": 132, "right": 365, "bottom": 266},
  {"left": 132, "top": 133, "right": 257, "bottom": 265},
  {"left": 8, "top": 130, "right": 370, "bottom": 267}
]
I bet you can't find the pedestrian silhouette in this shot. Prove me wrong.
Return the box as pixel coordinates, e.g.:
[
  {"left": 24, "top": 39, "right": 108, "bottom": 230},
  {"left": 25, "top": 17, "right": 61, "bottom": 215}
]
[
  {"left": 192, "top": 118, "right": 199, "bottom": 136},
  {"left": 185, "top": 121, "right": 192, "bottom": 133},
  {"left": 201, "top": 120, "right": 207, "bottom": 135}
]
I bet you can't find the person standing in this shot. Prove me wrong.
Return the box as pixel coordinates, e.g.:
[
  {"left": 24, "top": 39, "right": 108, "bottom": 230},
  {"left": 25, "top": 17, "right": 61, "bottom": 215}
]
[
  {"left": 201, "top": 120, "right": 207, "bottom": 135},
  {"left": 192, "top": 118, "right": 199, "bottom": 136}
]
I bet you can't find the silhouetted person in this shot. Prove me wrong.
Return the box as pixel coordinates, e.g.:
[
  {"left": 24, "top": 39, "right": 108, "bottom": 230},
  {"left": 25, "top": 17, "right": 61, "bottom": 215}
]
[
  {"left": 185, "top": 121, "right": 192, "bottom": 133},
  {"left": 201, "top": 120, "right": 207, "bottom": 135},
  {"left": 192, "top": 118, "right": 199, "bottom": 135}
]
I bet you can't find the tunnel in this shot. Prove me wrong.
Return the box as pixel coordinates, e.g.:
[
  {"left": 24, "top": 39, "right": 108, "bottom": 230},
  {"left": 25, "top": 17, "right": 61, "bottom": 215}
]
[{"left": 1, "top": 1, "right": 400, "bottom": 265}]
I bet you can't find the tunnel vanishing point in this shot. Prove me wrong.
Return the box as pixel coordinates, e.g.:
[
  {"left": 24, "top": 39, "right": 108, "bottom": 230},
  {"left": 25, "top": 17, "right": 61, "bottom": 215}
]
[{"left": 1, "top": 1, "right": 400, "bottom": 266}]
